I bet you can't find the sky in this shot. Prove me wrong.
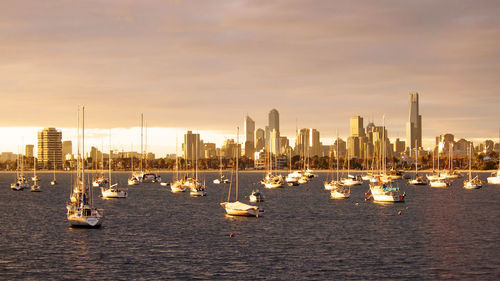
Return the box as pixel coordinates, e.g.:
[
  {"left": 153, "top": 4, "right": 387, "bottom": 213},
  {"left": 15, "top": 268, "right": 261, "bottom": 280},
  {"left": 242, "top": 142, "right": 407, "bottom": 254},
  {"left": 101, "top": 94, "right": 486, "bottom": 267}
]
[{"left": 1, "top": 0, "right": 499, "bottom": 155}]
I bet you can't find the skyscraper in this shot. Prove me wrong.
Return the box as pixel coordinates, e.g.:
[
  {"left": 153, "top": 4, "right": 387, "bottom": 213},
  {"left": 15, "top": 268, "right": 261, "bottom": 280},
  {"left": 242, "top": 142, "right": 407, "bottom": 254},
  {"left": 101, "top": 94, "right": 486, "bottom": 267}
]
[
  {"left": 268, "top": 109, "right": 280, "bottom": 155},
  {"left": 350, "top": 116, "right": 364, "bottom": 137},
  {"left": 37, "top": 127, "right": 62, "bottom": 169},
  {"left": 348, "top": 116, "right": 365, "bottom": 158},
  {"left": 182, "top": 131, "right": 201, "bottom": 161},
  {"left": 406, "top": 92, "right": 422, "bottom": 154},
  {"left": 25, "top": 144, "right": 34, "bottom": 158},
  {"left": 255, "top": 128, "right": 265, "bottom": 151},
  {"left": 244, "top": 115, "right": 255, "bottom": 158},
  {"left": 62, "top": 140, "right": 72, "bottom": 159}
]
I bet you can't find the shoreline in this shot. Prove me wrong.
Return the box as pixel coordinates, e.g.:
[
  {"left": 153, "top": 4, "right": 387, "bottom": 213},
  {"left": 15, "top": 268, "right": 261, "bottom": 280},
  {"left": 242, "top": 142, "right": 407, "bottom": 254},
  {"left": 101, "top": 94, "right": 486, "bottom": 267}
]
[{"left": 0, "top": 169, "right": 497, "bottom": 174}]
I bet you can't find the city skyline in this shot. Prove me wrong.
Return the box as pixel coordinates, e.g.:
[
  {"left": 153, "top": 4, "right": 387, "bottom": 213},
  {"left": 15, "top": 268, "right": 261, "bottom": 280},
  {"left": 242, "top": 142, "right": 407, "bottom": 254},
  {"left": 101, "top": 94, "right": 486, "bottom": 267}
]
[{"left": 1, "top": 1, "right": 499, "bottom": 155}]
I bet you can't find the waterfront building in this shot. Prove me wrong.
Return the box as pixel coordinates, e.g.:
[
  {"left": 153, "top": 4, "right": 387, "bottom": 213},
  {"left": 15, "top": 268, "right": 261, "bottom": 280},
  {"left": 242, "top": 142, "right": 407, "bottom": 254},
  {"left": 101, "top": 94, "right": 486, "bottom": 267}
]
[
  {"left": 37, "top": 127, "right": 62, "bottom": 169},
  {"left": 255, "top": 128, "right": 265, "bottom": 151}
]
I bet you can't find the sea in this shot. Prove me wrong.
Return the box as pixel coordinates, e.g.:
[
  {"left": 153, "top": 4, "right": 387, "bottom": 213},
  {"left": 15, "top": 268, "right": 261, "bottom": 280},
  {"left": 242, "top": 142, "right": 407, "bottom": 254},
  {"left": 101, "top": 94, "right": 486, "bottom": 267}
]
[{"left": 1, "top": 171, "right": 499, "bottom": 280}]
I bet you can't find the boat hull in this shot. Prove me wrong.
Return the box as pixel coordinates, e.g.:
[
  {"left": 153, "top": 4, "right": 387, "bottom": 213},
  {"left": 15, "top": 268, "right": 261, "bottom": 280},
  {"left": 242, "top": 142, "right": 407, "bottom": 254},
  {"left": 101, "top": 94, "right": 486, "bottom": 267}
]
[
  {"left": 330, "top": 190, "right": 350, "bottom": 199},
  {"left": 221, "top": 202, "right": 263, "bottom": 217},
  {"left": 487, "top": 176, "right": 500, "bottom": 184}
]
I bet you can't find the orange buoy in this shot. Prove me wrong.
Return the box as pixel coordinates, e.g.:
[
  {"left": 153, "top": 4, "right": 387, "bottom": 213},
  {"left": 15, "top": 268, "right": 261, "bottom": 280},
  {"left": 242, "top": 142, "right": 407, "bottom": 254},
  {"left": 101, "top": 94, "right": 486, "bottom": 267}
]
[
  {"left": 365, "top": 192, "right": 370, "bottom": 196},
  {"left": 229, "top": 233, "right": 234, "bottom": 237},
  {"left": 364, "top": 198, "right": 370, "bottom": 201},
  {"left": 398, "top": 210, "right": 402, "bottom": 215}
]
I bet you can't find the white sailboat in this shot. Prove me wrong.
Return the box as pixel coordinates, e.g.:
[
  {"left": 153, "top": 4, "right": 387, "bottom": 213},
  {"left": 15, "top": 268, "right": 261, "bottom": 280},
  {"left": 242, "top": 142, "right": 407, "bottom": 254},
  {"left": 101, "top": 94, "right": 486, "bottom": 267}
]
[
  {"left": 408, "top": 142, "right": 427, "bottom": 185},
  {"left": 487, "top": 129, "right": 500, "bottom": 184},
  {"left": 66, "top": 106, "right": 104, "bottom": 228},
  {"left": 132, "top": 114, "right": 160, "bottom": 183},
  {"left": 101, "top": 134, "right": 128, "bottom": 198},
  {"left": 50, "top": 153, "right": 57, "bottom": 185},
  {"left": 127, "top": 147, "right": 139, "bottom": 186},
  {"left": 341, "top": 150, "right": 362, "bottom": 186},
  {"left": 213, "top": 152, "right": 230, "bottom": 184},
  {"left": 189, "top": 138, "right": 207, "bottom": 197},
  {"left": 249, "top": 190, "right": 265, "bottom": 202},
  {"left": 170, "top": 139, "right": 186, "bottom": 193},
  {"left": 429, "top": 145, "right": 450, "bottom": 187},
  {"left": 221, "top": 128, "right": 264, "bottom": 217},
  {"left": 368, "top": 116, "right": 405, "bottom": 203},
  {"left": 30, "top": 158, "right": 41, "bottom": 192},
  {"left": 464, "top": 143, "right": 482, "bottom": 189},
  {"left": 11, "top": 154, "right": 29, "bottom": 191},
  {"left": 261, "top": 141, "right": 284, "bottom": 189}
]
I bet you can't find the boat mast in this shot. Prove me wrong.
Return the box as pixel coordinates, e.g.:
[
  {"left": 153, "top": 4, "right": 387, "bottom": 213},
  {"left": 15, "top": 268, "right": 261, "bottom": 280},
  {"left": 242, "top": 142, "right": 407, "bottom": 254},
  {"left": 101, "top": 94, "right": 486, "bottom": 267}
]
[
  {"left": 109, "top": 131, "right": 112, "bottom": 187},
  {"left": 236, "top": 127, "right": 239, "bottom": 202},
  {"left": 336, "top": 130, "right": 339, "bottom": 181},
  {"left": 469, "top": 143, "right": 472, "bottom": 181},
  {"left": 140, "top": 113, "right": 143, "bottom": 173}
]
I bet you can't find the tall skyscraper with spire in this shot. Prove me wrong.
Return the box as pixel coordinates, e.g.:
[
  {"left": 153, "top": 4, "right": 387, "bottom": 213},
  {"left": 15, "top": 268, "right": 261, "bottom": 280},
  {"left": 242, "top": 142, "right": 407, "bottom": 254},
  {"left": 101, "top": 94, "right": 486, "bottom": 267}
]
[{"left": 406, "top": 92, "right": 422, "bottom": 155}]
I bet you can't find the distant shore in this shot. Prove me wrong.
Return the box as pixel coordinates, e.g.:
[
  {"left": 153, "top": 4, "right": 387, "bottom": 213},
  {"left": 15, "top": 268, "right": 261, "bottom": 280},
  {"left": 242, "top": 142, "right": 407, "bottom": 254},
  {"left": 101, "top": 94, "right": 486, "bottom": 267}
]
[{"left": 1, "top": 169, "right": 497, "bottom": 174}]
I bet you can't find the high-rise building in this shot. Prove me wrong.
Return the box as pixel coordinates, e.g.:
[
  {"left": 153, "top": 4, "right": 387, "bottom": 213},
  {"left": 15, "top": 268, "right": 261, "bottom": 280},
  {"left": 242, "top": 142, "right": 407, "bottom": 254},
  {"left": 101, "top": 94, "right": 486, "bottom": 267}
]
[
  {"left": 244, "top": 115, "right": 255, "bottom": 159},
  {"left": 182, "top": 131, "right": 201, "bottom": 161},
  {"left": 350, "top": 116, "right": 364, "bottom": 137},
  {"left": 406, "top": 92, "right": 422, "bottom": 155},
  {"left": 309, "top": 129, "right": 321, "bottom": 157},
  {"left": 25, "top": 144, "right": 34, "bottom": 158},
  {"left": 348, "top": 116, "right": 365, "bottom": 158},
  {"left": 255, "top": 128, "right": 265, "bottom": 151},
  {"left": 37, "top": 127, "right": 62, "bottom": 169},
  {"left": 268, "top": 109, "right": 280, "bottom": 155},
  {"left": 203, "top": 143, "right": 217, "bottom": 158},
  {"left": 62, "top": 140, "right": 72, "bottom": 159}
]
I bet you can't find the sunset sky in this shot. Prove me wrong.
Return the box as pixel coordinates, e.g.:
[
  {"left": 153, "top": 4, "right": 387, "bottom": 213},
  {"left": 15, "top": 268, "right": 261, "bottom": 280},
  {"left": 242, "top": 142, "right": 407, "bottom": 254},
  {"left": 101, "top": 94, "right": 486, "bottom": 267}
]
[{"left": 1, "top": 0, "right": 499, "bottom": 155}]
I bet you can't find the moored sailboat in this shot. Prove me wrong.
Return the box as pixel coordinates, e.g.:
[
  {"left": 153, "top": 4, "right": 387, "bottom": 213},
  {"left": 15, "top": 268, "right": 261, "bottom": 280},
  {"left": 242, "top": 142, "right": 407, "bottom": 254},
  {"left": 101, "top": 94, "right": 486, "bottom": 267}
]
[
  {"left": 66, "top": 106, "right": 104, "bottom": 228},
  {"left": 221, "top": 128, "right": 263, "bottom": 217}
]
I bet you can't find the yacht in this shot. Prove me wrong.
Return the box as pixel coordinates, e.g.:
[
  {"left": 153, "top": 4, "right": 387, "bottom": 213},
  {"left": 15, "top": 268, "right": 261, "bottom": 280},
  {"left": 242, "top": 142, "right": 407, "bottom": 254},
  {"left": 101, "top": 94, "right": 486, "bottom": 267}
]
[
  {"left": 30, "top": 161, "right": 41, "bottom": 192},
  {"left": 11, "top": 154, "right": 29, "bottom": 191},
  {"left": 67, "top": 106, "right": 104, "bottom": 228},
  {"left": 369, "top": 181, "right": 405, "bottom": 202},
  {"left": 429, "top": 179, "right": 450, "bottom": 188},
  {"left": 487, "top": 170, "right": 500, "bottom": 184},
  {"left": 100, "top": 141, "right": 128, "bottom": 199},
  {"left": 463, "top": 143, "right": 482, "bottom": 189},
  {"left": 409, "top": 143, "right": 427, "bottom": 185},
  {"left": 213, "top": 154, "right": 230, "bottom": 184},
  {"left": 221, "top": 128, "right": 264, "bottom": 217},
  {"left": 330, "top": 185, "right": 350, "bottom": 199},
  {"left": 170, "top": 180, "right": 187, "bottom": 193},
  {"left": 249, "top": 190, "right": 265, "bottom": 202}
]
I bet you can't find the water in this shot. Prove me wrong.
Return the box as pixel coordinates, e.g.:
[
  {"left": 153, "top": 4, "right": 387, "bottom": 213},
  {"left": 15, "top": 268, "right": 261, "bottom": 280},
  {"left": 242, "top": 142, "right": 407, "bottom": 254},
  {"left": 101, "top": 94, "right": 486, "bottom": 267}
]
[{"left": 1, "top": 172, "right": 499, "bottom": 280}]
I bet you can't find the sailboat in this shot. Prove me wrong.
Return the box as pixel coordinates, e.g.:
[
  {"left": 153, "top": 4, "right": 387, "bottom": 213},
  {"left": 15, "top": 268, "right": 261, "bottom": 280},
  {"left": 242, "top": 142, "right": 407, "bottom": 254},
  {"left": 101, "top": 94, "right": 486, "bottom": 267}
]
[
  {"left": 368, "top": 116, "right": 405, "bottom": 203},
  {"left": 429, "top": 144, "right": 450, "bottom": 187},
  {"left": 221, "top": 128, "right": 264, "bottom": 217},
  {"left": 341, "top": 150, "right": 362, "bottom": 186},
  {"left": 213, "top": 152, "right": 229, "bottom": 184},
  {"left": 408, "top": 142, "right": 427, "bottom": 185},
  {"left": 127, "top": 147, "right": 139, "bottom": 186},
  {"left": 11, "top": 154, "right": 29, "bottom": 191},
  {"left": 132, "top": 114, "right": 160, "bottom": 183},
  {"left": 285, "top": 150, "right": 299, "bottom": 186},
  {"left": 188, "top": 137, "right": 207, "bottom": 197},
  {"left": 30, "top": 158, "right": 41, "bottom": 192},
  {"left": 92, "top": 148, "right": 108, "bottom": 188},
  {"left": 464, "top": 143, "right": 482, "bottom": 189},
  {"left": 66, "top": 106, "right": 104, "bottom": 228},
  {"left": 101, "top": 134, "right": 128, "bottom": 198},
  {"left": 170, "top": 139, "right": 186, "bottom": 193},
  {"left": 487, "top": 129, "right": 500, "bottom": 184},
  {"left": 327, "top": 132, "right": 350, "bottom": 199},
  {"left": 261, "top": 139, "right": 284, "bottom": 189},
  {"left": 325, "top": 132, "right": 342, "bottom": 190},
  {"left": 50, "top": 153, "right": 57, "bottom": 185}
]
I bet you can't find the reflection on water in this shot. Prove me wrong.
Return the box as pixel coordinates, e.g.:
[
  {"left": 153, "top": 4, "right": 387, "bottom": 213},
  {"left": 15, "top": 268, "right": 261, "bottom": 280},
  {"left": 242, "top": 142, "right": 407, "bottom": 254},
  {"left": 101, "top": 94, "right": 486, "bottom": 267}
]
[{"left": 0, "top": 172, "right": 499, "bottom": 280}]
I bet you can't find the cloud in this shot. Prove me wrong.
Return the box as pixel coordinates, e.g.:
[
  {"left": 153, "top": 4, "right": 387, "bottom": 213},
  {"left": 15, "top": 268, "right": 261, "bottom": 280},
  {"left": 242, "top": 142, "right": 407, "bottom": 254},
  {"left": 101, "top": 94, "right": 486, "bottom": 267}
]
[{"left": 0, "top": 0, "right": 499, "bottom": 154}]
